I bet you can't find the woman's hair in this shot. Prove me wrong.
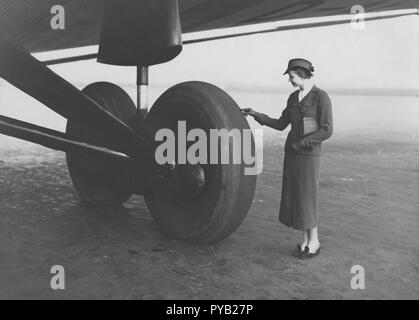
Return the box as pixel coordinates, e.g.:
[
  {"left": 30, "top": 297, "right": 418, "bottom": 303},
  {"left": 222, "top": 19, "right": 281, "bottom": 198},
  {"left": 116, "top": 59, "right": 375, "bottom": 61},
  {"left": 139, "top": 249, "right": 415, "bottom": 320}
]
[{"left": 289, "top": 66, "right": 314, "bottom": 79}]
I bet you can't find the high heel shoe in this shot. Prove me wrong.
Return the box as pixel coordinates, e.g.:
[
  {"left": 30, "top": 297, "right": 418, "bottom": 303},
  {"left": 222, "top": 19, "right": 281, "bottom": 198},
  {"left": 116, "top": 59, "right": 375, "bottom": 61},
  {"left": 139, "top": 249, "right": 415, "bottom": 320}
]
[
  {"left": 296, "top": 244, "right": 307, "bottom": 258},
  {"left": 302, "top": 245, "right": 321, "bottom": 259}
]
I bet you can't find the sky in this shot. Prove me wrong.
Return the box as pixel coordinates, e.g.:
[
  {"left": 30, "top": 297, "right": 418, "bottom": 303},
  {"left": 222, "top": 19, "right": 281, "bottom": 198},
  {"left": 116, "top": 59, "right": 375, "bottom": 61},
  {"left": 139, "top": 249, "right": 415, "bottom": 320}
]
[{"left": 26, "top": 13, "right": 419, "bottom": 92}]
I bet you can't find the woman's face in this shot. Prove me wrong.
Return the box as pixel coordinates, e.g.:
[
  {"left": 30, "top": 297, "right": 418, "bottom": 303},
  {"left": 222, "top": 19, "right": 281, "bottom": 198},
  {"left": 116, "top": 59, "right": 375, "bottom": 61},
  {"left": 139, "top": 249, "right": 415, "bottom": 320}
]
[{"left": 288, "top": 70, "right": 304, "bottom": 88}]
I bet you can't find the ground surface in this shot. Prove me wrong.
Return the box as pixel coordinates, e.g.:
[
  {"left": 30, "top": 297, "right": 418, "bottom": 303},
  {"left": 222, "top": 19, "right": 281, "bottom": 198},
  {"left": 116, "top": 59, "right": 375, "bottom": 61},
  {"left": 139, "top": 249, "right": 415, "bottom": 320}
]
[{"left": 0, "top": 133, "right": 418, "bottom": 299}]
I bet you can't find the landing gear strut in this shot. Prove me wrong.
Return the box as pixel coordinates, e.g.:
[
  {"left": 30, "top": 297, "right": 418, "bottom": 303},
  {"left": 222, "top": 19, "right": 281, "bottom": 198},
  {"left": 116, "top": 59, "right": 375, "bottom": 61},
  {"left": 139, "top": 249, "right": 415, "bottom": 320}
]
[{"left": 0, "top": 0, "right": 258, "bottom": 244}]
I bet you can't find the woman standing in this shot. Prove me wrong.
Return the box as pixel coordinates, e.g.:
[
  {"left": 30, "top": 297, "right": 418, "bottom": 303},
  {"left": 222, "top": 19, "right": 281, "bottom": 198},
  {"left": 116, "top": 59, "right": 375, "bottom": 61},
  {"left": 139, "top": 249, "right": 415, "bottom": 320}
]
[{"left": 242, "top": 58, "right": 333, "bottom": 259}]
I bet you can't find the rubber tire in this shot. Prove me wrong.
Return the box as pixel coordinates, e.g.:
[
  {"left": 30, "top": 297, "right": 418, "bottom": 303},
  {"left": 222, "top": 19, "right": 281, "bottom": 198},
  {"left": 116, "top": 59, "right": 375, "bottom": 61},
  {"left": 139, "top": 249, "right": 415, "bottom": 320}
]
[
  {"left": 66, "top": 82, "right": 136, "bottom": 206},
  {"left": 144, "top": 81, "right": 257, "bottom": 244}
]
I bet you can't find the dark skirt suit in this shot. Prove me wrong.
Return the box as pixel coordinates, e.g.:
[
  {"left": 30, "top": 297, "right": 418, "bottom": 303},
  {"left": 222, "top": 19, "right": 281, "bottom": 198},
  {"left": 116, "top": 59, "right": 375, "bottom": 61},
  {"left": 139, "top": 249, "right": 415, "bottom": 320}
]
[{"left": 256, "top": 85, "right": 333, "bottom": 230}]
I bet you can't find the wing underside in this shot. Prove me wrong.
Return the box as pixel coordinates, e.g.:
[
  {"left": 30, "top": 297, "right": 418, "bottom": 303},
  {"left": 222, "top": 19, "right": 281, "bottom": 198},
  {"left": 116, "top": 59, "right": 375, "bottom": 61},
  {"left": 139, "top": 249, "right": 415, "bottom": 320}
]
[{"left": 0, "top": 0, "right": 418, "bottom": 53}]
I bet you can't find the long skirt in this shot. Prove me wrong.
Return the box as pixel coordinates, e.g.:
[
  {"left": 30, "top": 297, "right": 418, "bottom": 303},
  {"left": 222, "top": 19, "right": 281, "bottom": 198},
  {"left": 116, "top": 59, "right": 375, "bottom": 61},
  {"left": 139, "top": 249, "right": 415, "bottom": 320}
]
[{"left": 279, "top": 152, "right": 320, "bottom": 230}]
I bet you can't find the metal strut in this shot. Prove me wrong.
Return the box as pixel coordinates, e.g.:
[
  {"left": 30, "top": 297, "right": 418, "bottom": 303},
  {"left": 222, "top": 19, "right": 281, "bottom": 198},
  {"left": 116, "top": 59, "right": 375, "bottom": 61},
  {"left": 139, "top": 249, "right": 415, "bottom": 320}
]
[
  {"left": 137, "top": 66, "right": 149, "bottom": 118},
  {"left": 0, "top": 115, "right": 152, "bottom": 194},
  {"left": 0, "top": 115, "right": 131, "bottom": 162},
  {"left": 0, "top": 35, "right": 205, "bottom": 198},
  {"left": 0, "top": 35, "right": 156, "bottom": 163}
]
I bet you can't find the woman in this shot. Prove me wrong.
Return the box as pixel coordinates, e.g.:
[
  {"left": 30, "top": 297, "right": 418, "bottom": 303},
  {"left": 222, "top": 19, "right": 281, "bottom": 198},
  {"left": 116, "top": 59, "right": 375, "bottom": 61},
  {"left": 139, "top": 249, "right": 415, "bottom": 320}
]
[{"left": 242, "top": 58, "right": 333, "bottom": 259}]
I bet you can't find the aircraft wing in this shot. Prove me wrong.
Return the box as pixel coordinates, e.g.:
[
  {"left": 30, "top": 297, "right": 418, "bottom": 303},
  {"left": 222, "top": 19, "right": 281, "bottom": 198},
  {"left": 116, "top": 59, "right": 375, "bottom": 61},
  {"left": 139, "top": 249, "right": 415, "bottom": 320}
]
[{"left": 0, "top": 0, "right": 418, "bottom": 53}]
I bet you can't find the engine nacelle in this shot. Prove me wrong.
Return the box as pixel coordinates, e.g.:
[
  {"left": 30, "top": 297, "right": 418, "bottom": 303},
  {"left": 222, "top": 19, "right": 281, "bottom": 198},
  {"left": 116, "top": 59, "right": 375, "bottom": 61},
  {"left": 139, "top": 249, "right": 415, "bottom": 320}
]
[{"left": 98, "top": 0, "right": 183, "bottom": 67}]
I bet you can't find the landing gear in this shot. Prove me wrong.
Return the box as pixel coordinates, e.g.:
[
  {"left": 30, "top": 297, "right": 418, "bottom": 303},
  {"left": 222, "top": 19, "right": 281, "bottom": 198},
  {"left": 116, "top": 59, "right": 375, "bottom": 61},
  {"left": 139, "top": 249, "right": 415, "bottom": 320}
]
[
  {"left": 0, "top": 0, "right": 258, "bottom": 245},
  {"left": 144, "top": 82, "right": 257, "bottom": 244}
]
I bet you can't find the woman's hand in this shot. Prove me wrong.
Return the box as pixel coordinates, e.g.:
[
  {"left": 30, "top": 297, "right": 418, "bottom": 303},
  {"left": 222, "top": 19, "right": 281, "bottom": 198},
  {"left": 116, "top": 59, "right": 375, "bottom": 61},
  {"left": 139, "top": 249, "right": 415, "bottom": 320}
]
[
  {"left": 241, "top": 108, "right": 266, "bottom": 124},
  {"left": 241, "top": 108, "right": 258, "bottom": 117},
  {"left": 291, "top": 139, "right": 310, "bottom": 151}
]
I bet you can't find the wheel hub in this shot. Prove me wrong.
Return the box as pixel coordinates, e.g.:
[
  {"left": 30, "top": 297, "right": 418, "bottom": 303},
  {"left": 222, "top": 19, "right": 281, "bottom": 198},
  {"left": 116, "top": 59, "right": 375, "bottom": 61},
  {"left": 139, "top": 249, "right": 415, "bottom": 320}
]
[{"left": 156, "top": 163, "right": 206, "bottom": 200}]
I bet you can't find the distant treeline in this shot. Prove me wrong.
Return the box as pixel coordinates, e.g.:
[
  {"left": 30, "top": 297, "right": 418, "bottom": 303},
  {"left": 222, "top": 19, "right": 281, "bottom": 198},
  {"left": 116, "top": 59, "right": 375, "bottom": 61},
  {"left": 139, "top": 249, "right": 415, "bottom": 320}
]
[
  {"left": 150, "top": 83, "right": 419, "bottom": 97},
  {"left": 5, "top": 79, "right": 416, "bottom": 97},
  {"left": 221, "top": 84, "right": 419, "bottom": 97}
]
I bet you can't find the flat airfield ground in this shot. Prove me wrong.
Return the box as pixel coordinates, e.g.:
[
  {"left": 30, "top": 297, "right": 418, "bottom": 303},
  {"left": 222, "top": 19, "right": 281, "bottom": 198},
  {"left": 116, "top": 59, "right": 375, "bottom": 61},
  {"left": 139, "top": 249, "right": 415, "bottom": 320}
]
[{"left": 0, "top": 131, "right": 418, "bottom": 299}]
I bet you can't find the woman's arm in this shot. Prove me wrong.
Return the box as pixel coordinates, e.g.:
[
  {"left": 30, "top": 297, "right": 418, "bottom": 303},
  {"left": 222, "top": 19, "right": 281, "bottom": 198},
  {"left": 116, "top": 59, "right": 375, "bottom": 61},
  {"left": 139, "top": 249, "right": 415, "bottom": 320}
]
[
  {"left": 254, "top": 111, "right": 290, "bottom": 131},
  {"left": 242, "top": 106, "right": 290, "bottom": 131},
  {"left": 299, "top": 91, "right": 333, "bottom": 148}
]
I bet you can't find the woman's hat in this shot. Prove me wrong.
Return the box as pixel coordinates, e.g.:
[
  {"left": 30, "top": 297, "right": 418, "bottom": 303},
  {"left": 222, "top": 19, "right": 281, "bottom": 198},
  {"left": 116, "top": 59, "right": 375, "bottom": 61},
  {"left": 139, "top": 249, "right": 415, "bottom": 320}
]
[{"left": 283, "top": 58, "right": 314, "bottom": 75}]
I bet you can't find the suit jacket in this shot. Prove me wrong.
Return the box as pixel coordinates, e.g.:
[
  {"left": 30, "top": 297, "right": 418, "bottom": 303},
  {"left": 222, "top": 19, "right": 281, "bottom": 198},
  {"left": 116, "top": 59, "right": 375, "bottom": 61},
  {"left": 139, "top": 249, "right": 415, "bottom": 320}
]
[{"left": 256, "top": 85, "right": 333, "bottom": 156}]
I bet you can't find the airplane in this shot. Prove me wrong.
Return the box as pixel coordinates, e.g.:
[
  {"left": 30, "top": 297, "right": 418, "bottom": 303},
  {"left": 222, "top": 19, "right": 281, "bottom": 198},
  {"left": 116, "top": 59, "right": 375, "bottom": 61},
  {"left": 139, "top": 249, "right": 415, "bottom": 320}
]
[{"left": 0, "top": 0, "right": 418, "bottom": 245}]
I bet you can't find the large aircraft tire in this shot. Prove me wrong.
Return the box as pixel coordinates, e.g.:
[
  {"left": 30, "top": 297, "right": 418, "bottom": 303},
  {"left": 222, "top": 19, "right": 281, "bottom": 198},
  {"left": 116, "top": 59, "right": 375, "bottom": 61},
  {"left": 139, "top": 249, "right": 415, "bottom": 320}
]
[
  {"left": 144, "top": 81, "right": 257, "bottom": 244},
  {"left": 66, "top": 82, "right": 136, "bottom": 206}
]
